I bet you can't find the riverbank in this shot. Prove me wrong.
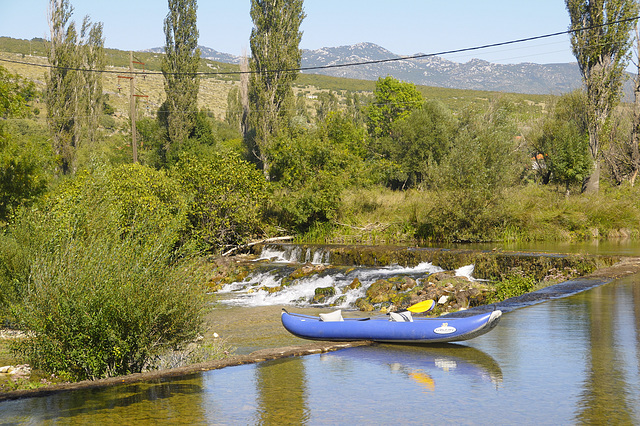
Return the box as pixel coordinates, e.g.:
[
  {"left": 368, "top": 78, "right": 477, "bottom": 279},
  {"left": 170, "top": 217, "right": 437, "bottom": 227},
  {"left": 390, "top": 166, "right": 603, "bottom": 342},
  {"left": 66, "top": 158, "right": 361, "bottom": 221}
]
[
  {"left": 0, "top": 340, "right": 373, "bottom": 403},
  {"left": 2, "top": 254, "right": 640, "bottom": 402}
]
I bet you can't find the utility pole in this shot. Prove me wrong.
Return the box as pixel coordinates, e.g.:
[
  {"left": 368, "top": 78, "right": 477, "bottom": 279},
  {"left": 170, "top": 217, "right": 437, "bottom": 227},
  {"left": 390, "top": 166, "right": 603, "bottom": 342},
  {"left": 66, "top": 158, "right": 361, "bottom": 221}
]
[
  {"left": 118, "top": 52, "right": 147, "bottom": 163},
  {"left": 129, "top": 51, "right": 137, "bottom": 163}
]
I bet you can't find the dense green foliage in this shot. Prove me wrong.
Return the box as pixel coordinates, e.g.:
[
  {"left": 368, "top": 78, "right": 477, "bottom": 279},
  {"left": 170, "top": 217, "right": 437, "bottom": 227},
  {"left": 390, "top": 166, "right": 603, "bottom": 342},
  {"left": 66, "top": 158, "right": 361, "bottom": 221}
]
[
  {"left": 173, "top": 152, "right": 267, "bottom": 249},
  {"left": 1, "top": 67, "right": 47, "bottom": 223},
  {"left": 0, "top": 124, "right": 50, "bottom": 223},
  {"left": 10, "top": 211, "right": 207, "bottom": 380},
  {"left": 0, "top": 66, "right": 35, "bottom": 119},
  {"left": 1, "top": 166, "right": 207, "bottom": 380},
  {"left": 491, "top": 275, "right": 537, "bottom": 302},
  {"left": 531, "top": 91, "right": 592, "bottom": 192},
  {"left": 268, "top": 132, "right": 345, "bottom": 230},
  {"left": 367, "top": 76, "right": 423, "bottom": 138},
  {"left": 376, "top": 100, "right": 457, "bottom": 188}
]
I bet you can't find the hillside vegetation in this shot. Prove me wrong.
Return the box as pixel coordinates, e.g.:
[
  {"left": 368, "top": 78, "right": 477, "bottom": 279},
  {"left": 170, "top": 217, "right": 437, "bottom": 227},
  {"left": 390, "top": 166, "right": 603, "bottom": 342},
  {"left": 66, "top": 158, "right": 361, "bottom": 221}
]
[{"left": 0, "top": 37, "right": 550, "bottom": 121}]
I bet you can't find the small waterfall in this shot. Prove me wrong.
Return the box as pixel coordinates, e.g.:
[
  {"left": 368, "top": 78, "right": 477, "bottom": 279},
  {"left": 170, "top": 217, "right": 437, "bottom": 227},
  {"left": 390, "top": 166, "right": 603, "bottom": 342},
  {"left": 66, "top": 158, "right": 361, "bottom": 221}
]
[
  {"left": 219, "top": 244, "right": 480, "bottom": 309},
  {"left": 256, "top": 244, "right": 330, "bottom": 265},
  {"left": 219, "top": 260, "right": 462, "bottom": 309},
  {"left": 455, "top": 264, "right": 475, "bottom": 281}
]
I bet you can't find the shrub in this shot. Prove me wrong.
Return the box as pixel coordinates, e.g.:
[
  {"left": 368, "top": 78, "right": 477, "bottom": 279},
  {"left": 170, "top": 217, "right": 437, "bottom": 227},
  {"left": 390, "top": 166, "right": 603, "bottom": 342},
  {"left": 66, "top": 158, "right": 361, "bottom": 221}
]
[
  {"left": 267, "top": 127, "right": 362, "bottom": 231},
  {"left": 2, "top": 164, "right": 207, "bottom": 380},
  {"left": 0, "top": 136, "right": 49, "bottom": 223},
  {"left": 172, "top": 152, "right": 267, "bottom": 250},
  {"left": 491, "top": 275, "right": 537, "bottom": 302},
  {"left": 104, "top": 163, "right": 188, "bottom": 242},
  {"left": 382, "top": 100, "right": 458, "bottom": 188},
  {"left": 270, "top": 170, "right": 342, "bottom": 231},
  {"left": 10, "top": 200, "right": 208, "bottom": 381}
]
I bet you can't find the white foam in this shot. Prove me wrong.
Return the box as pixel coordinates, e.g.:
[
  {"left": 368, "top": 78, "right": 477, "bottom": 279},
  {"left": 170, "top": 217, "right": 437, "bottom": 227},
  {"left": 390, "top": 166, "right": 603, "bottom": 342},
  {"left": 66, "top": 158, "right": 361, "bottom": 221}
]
[
  {"left": 219, "top": 257, "right": 473, "bottom": 308},
  {"left": 455, "top": 264, "right": 475, "bottom": 281}
]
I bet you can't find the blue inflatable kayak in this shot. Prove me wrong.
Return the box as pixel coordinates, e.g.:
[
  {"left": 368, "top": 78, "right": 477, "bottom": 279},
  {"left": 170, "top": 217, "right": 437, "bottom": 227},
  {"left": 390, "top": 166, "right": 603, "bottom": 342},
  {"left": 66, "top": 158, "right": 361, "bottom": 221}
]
[{"left": 281, "top": 309, "right": 502, "bottom": 343}]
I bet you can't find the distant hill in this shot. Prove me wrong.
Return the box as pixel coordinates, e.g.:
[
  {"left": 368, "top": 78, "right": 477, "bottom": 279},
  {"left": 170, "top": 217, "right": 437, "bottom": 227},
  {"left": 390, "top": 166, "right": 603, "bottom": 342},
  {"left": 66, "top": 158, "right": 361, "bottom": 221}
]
[
  {"left": 300, "top": 42, "right": 583, "bottom": 95},
  {"left": 144, "top": 46, "right": 241, "bottom": 65},
  {"left": 146, "top": 41, "right": 586, "bottom": 95},
  {"left": 3, "top": 36, "right": 626, "bottom": 97}
]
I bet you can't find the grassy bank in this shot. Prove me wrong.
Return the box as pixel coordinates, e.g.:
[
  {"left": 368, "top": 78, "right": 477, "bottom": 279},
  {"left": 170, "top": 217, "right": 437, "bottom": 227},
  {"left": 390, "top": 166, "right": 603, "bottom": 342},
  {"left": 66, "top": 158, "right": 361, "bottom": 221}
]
[{"left": 299, "top": 184, "right": 640, "bottom": 245}]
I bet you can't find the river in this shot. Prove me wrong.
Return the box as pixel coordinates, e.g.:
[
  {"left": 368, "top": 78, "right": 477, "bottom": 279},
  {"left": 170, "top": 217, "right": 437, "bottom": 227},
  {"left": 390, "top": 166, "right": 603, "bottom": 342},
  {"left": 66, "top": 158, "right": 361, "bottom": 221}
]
[{"left": 1, "top": 245, "right": 640, "bottom": 424}]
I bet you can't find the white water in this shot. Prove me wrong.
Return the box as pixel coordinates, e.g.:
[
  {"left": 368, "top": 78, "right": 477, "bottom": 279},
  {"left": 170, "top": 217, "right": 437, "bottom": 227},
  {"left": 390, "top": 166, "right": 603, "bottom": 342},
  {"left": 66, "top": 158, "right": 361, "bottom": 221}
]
[
  {"left": 254, "top": 245, "right": 331, "bottom": 264},
  {"left": 219, "top": 246, "right": 477, "bottom": 309},
  {"left": 455, "top": 264, "right": 475, "bottom": 280}
]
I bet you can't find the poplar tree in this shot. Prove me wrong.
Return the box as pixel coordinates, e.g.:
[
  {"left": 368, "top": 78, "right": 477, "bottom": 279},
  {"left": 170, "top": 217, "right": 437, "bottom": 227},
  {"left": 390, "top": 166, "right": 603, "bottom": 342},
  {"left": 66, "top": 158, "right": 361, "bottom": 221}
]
[
  {"left": 248, "top": 0, "right": 305, "bottom": 178},
  {"left": 47, "top": 0, "right": 79, "bottom": 174},
  {"left": 46, "top": 0, "right": 104, "bottom": 174},
  {"left": 79, "top": 16, "right": 105, "bottom": 146},
  {"left": 161, "top": 0, "right": 200, "bottom": 152},
  {"left": 565, "top": 0, "right": 639, "bottom": 192}
]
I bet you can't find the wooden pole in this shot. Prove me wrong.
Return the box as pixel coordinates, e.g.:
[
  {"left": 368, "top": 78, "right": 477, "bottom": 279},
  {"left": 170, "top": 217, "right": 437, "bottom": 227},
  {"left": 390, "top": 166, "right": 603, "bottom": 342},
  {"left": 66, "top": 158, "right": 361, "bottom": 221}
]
[{"left": 129, "top": 51, "right": 138, "bottom": 163}]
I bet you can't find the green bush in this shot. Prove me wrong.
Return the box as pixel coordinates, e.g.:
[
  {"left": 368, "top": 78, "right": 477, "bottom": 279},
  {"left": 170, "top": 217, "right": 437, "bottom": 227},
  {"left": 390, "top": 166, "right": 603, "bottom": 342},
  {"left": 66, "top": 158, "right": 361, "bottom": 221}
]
[
  {"left": 172, "top": 152, "right": 267, "bottom": 250},
  {"left": 270, "top": 170, "right": 342, "bottom": 231},
  {"left": 104, "top": 163, "right": 188, "bottom": 241},
  {"left": 0, "top": 135, "right": 49, "bottom": 222},
  {"left": 379, "top": 100, "right": 458, "bottom": 188},
  {"left": 414, "top": 99, "right": 528, "bottom": 242},
  {"left": 491, "top": 275, "right": 537, "bottom": 302},
  {"left": 267, "top": 126, "right": 364, "bottom": 231},
  {"left": 12, "top": 215, "right": 208, "bottom": 380},
  {"left": 530, "top": 91, "right": 592, "bottom": 192},
  {"left": 7, "top": 180, "right": 207, "bottom": 380}
]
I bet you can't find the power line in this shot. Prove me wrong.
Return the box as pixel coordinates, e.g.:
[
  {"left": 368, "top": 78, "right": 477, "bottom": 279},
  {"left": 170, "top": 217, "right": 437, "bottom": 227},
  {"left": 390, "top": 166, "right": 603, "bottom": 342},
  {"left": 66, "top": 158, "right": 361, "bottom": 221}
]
[{"left": 1, "top": 15, "right": 639, "bottom": 76}]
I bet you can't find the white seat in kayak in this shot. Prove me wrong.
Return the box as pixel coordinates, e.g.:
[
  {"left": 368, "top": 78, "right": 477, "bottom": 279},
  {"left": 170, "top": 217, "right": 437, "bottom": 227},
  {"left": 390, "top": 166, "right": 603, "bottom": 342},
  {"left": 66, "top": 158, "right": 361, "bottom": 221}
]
[{"left": 319, "top": 310, "right": 344, "bottom": 322}]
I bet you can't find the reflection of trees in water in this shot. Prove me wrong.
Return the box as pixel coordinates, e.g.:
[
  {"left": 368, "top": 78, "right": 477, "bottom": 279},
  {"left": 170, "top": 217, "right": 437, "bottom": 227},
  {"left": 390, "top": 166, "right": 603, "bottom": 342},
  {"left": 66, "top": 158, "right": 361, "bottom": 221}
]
[
  {"left": 635, "top": 279, "right": 640, "bottom": 381},
  {"left": 255, "top": 358, "right": 308, "bottom": 424},
  {"left": 576, "top": 285, "right": 634, "bottom": 424},
  {"left": 31, "top": 379, "right": 206, "bottom": 423}
]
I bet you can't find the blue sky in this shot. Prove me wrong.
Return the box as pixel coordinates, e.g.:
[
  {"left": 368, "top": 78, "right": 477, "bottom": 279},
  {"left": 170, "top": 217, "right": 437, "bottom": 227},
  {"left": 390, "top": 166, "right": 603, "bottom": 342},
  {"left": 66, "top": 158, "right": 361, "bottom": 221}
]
[{"left": 0, "top": 1, "right": 575, "bottom": 64}]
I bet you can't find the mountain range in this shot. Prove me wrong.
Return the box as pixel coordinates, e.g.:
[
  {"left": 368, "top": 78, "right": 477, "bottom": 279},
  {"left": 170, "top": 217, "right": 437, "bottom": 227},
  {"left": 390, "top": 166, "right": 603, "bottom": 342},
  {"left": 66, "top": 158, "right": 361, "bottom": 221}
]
[{"left": 148, "top": 42, "right": 586, "bottom": 95}]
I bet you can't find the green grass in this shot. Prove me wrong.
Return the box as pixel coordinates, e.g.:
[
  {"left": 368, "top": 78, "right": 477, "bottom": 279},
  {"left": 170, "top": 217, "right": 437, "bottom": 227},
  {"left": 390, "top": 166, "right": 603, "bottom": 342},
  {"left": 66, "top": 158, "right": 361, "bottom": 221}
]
[{"left": 317, "top": 184, "right": 640, "bottom": 244}]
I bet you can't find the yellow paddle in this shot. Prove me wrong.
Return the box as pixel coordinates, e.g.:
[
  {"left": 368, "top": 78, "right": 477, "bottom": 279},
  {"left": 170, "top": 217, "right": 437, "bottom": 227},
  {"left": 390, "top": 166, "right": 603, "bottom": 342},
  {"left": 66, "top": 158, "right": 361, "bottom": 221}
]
[{"left": 406, "top": 299, "right": 435, "bottom": 313}]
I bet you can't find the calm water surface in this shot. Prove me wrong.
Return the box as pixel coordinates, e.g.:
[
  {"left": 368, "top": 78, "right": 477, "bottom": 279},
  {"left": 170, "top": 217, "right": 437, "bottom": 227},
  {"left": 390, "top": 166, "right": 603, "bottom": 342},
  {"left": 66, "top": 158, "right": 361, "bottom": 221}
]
[
  {"left": 2, "top": 273, "right": 639, "bottom": 424},
  {"left": 433, "top": 239, "right": 640, "bottom": 256}
]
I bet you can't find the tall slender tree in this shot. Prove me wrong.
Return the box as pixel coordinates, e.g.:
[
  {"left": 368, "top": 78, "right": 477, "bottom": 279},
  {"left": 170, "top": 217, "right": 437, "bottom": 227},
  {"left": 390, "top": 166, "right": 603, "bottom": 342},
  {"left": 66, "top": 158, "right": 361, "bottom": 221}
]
[
  {"left": 565, "top": 0, "right": 639, "bottom": 192},
  {"left": 629, "top": 24, "right": 640, "bottom": 185},
  {"left": 79, "top": 16, "right": 105, "bottom": 146},
  {"left": 161, "top": 0, "right": 200, "bottom": 152},
  {"left": 47, "top": 0, "right": 104, "bottom": 174},
  {"left": 248, "top": 0, "right": 305, "bottom": 179},
  {"left": 240, "top": 53, "right": 250, "bottom": 138},
  {"left": 225, "top": 54, "right": 250, "bottom": 136},
  {"left": 47, "top": 0, "right": 79, "bottom": 174}
]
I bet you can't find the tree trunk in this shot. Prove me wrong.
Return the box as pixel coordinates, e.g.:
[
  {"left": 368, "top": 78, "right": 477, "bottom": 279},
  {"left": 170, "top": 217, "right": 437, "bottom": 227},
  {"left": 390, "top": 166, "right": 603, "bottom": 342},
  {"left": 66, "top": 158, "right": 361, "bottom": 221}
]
[{"left": 582, "top": 160, "right": 600, "bottom": 193}]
